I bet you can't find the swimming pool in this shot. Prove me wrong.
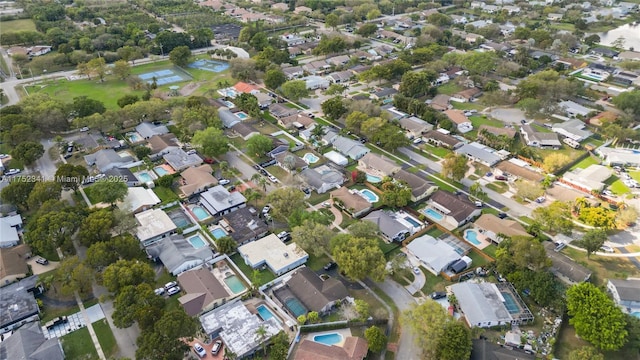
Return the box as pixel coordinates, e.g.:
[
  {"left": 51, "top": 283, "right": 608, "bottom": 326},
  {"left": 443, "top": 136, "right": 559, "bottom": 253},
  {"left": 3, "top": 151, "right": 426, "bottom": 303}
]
[
  {"left": 235, "top": 111, "right": 249, "bottom": 120},
  {"left": 222, "top": 100, "right": 235, "bottom": 108},
  {"left": 211, "top": 227, "right": 228, "bottom": 239},
  {"left": 285, "top": 297, "right": 307, "bottom": 317},
  {"left": 582, "top": 72, "right": 604, "bottom": 81},
  {"left": 464, "top": 229, "right": 481, "bottom": 246},
  {"left": 136, "top": 172, "right": 154, "bottom": 183},
  {"left": 366, "top": 174, "right": 382, "bottom": 183},
  {"left": 403, "top": 216, "right": 421, "bottom": 227},
  {"left": 303, "top": 153, "right": 319, "bottom": 164},
  {"left": 154, "top": 166, "right": 169, "bottom": 176},
  {"left": 188, "top": 235, "right": 207, "bottom": 249},
  {"left": 192, "top": 206, "right": 210, "bottom": 221},
  {"left": 224, "top": 275, "right": 246, "bottom": 294},
  {"left": 256, "top": 305, "right": 277, "bottom": 322},
  {"left": 632, "top": 312, "right": 640, "bottom": 319},
  {"left": 360, "top": 189, "right": 379, "bottom": 203},
  {"left": 313, "top": 332, "right": 343, "bottom": 346},
  {"left": 128, "top": 132, "right": 142, "bottom": 143},
  {"left": 424, "top": 208, "right": 444, "bottom": 221},
  {"left": 168, "top": 210, "right": 191, "bottom": 228},
  {"left": 501, "top": 292, "right": 520, "bottom": 314}
]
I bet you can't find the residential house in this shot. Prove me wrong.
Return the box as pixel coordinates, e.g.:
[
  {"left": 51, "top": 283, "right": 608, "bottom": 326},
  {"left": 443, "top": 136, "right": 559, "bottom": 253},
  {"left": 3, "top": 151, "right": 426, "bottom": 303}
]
[
  {"left": 146, "top": 234, "right": 214, "bottom": 276},
  {"left": 135, "top": 209, "right": 177, "bottom": 247},
  {"left": 555, "top": 57, "right": 587, "bottom": 70},
  {"left": 0, "top": 276, "right": 41, "bottom": 333},
  {"left": 429, "top": 94, "right": 452, "bottom": 111},
  {"left": 303, "top": 60, "right": 331, "bottom": 75},
  {"left": 105, "top": 167, "right": 138, "bottom": 187},
  {"left": 199, "top": 299, "right": 282, "bottom": 359},
  {"left": 496, "top": 160, "right": 544, "bottom": 182},
  {"left": 84, "top": 149, "right": 134, "bottom": 173},
  {"left": 562, "top": 164, "right": 613, "bottom": 192},
  {"left": 370, "top": 88, "right": 397, "bottom": 101},
  {"left": 294, "top": 6, "right": 312, "bottom": 14},
  {"left": 219, "top": 107, "right": 240, "bottom": 128},
  {"left": 618, "top": 51, "right": 640, "bottom": 61},
  {"left": 363, "top": 210, "right": 412, "bottom": 242},
  {"left": 0, "top": 322, "right": 65, "bottom": 360},
  {"left": 469, "top": 19, "right": 493, "bottom": 28},
  {"left": 597, "top": 146, "right": 640, "bottom": 167},
  {"left": 455, "top": 142, "right": 504, "bottom": 167},
  {"left": 520, "top": 124, "right": 561, "bottom": 149},
  {"left": 0, "top": 244, "right": 31, "bottom": 285},
  {"left": 451, "top": 15, "right": 468, "bottom": 24},
  {"left": 221, "top": 207, "right": 268, "bottom": 246},
  {"left": 238, "top": 234, "right": 308, "bottom": 276},
  {"left": 330, "top": 187, "right": 372, "bottom": 218},
  {"left": 298, "top": 165, "right": 344, "bottom": 193},
  {"left": 552, "top": 119, "right": 592, "bottom": 142},
  {"left": 474, "top": 214, "right": 531, "bottom": 244},
  {"left": 382, "top": 104, "right": 408, "bottom": 121},
  {"left": 323, "top": 150, "right": 349, "bottom": 166},
  {"left": 358, "top": 153, "right": 401, "bottom": 177},
  {"left": 272, "top": 2, "right": 288, "bottom": 11},
  {"left": 544, "top": 242, "right": 592, "bottom": 284},
  {"left": 480, "top": 41, "right": 512, "bottom": 52},
  {"left": 465, "top": 33, "right": 484, "bottom": 44},
  {"left": 591, "top": 47, "right": 620, "bottom": 58},
  {"left": 445, "top": 110, "right": 473, "bottom": 133},
  {"left": 200, "top": 185, "right": 247, "bottom": 217},
  {"left": 284, "top": 266, "right": 348, "bottom": 315},
  {"left": 424, "top": 129, "right": 463, "bottom": 149},
  {"left": 179, "top": 165, "right": 217, "bottom": 198},
  {"left": 451, "top": 88, "right": 482, "bottom": 103},
  {"left": 470, "top": 339, "right": 535, "bottom": 360},
  {"left": 254, "top": 92, "right": 273, "bottom": 109},
  {"left": 332, "top": 136, "right": 370, "bottom": 160},
  {"left": 118, "top": 187, "right": 161, "bottom": 214},
  {"left": 233, "top": 81, "right": 260, "bottom": 95},
  {"left": 425, "top": 190, "right": 481, "bottom": 229},
  {"left": 0, "top": 214, "right": 22, "bottom": 248},
  {"left": 607, "top": 279, "right": 640, "bottom": 313},
  {"left": 278, "top": 113, "right": 315, "bottom": 129},
  {"left": 282, "top": 34, "right": 305, "bottom": 46},
  {"left": 147, "top": 133, "right": 180, "bottom": 159},
  {"left": 326, "top": 55, "right": 351, "bottom": 67},
  {"left": 558, "top": 100, "right": 593, "bottom": 118},
  {"left": 282, "top": 65, "right": 304, "bottom": 80},
  {"left": 136, "top": 122, "right": 169, "bottom": 139},
  {"left": 274, "top": 151, "right": 308, "bottom": 173},
  {"left": 327, "top": 70, "right": 353, "bottom": 84},
  {"left": 503, "top": 5, "right": 521, "bottom": 14},
  {"left": 398, "top": 116, "right": 434, "bottom": 138},
  {"left": 302, "top": 75, "right": 330, "bottom": 90},
  {"left": 394, "top": 169, "right": 437, "bottom": 202},
  {"left": 450, "top": 282, "right": 523, "bottom": 328},
  {"left": 269, "top": 103, "right": 298, "bottom": 118},
  {"left": 177, "top": 267, "right": 233, "bottom": 316},
  {"left": 294, "top": 337, "right": 368, "bottom": 360},
  {"left": 163, "top": 148, "right": 203, "bottom": 172},
  {"left": 530, "top": 50, "right": 559, "bottom": 61},
  {"left": 407, "top": 235, "right": 462, "bottom": 275},
  {"left": 231, "top": 122, "right": 259, "bottom": 140}
]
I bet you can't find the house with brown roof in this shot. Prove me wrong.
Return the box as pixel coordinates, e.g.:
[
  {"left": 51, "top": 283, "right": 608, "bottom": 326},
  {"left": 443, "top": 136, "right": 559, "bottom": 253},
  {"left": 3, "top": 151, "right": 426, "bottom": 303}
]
[
  {"left": 495, "top": 160, "right": 544, "bottom": 182},
  {"left": 294, "top": 337, "right": 368, "bottom": 360},
  {"left": 278, "top": 113, "right": 315, "bottom": 129},
  {"left": 424, "top": 129, "right": 463, "bottom": 149},
  {"left": 0, "top": 244, "right": 31, "bottom": 285},
  {"left": 394, "top": 169, "right": 438, "bottom": 202},
  {"left": 293, "top": 5, "right": 312, "bottom": 14},
  {"left": 281, "top": 266, "right": 348, "bottom": 315},
  {"left": 473, "top": 214, "right": 531, "bottom": 244},
  {"left": 330, "top": 187, "right": 373, "bottom": 218},
  {"left": 426, "top": 190, "right": 481, "bottom": 229},
  {"left": 358, "top": 153, "right": 400, "bottom": 177},
  {"left": 179, "top": 165, "right": 217, "bottom": 198},
  {"left": 555, "top": 57, "right": 587, "bottom": 70},
  {"left": 398, "top": 116, "right": 434, "bottom": 139},
  {"left": 233, "top": 81, "right": 259, "bottom": 94},
  {"left": 231, "top": 122, "right": 259, "bottom": 140},
  {"left": 451, "top": 88, "right": 482, "bottom": 103},
  {"left": 177, "top": 267, "right": 234, "bottom": 316},
  {"left": 588, "top": 111, "right": 618, "bottom": 127},
  {"left": 429, "top": 94, "right": 452, "bottom": 111},
  {"left": 444, "top": 110, "right": 473, "bottom": 133},
  {"left": 148, "top": 133, "right": 180, "bottom": 159},
  {"left": 274, "top": 151, "right": 308, "bottom": 173}
]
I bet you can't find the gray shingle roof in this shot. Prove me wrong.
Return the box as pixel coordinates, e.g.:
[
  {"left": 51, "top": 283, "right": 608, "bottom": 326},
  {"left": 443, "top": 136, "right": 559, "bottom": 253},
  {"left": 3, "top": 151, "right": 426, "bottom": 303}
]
[{"left": 0, "top": 322, "right": 64, "bottom": 360}]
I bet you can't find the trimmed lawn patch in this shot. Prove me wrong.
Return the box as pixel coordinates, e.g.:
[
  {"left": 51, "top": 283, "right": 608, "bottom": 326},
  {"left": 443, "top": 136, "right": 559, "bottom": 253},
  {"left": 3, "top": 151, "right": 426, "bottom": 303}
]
[
  {"left": 562, "top": 247, "right": 639, "bottom": 286},
  {"left": 426, "top": 227, "right": 444, "bottom": 238},
  {"left": 82, "top": 186, "right": 101, "bottom": 204},
  {"left": 469, "top": 115, "right": 504, "bottom": 129},
  {"left": 486, "top": 181, "right": 509, "bottom": 193},
  {"left": 93, "top": 319, "right": 118, "bottom": 358},
  {"left": 376, "top": 238, "right": 400, "bottom": 256},
  {"left": 629, "top": 171, "right": 640, "bottom": 183},
  {"left": 570, "top": 156, "right": 599, "bottom": 170},
  {"left": 467, "top": 250, "right": 491, "bottom": 267},
  {"left": 306, "top": 252, "right": 331, "bottom": 271},
  {"left": 437, "top": 82, "right": 462, "bottom": 95},
  {"left": 230, "top": 253, "right": 276, "bottom": 286},
  {"left": 153, "top": 186, "right": 179, "bottom": 203},
  {"left": 2, "top": 19, "right": 36, "bottom": 32},
  {"left": 483, "top": 244, "right": 498, "bottom": 258},
  {"left": 419, "top": 269, "right": 452, "bottom": 295},
  {"left": 41, "top": 305, "right": 80, "bottom": 323},
  {"left": 61, "top": 327, "right": 99, "bottom": 360},
  {"left": 605, "top": 176, "right": 631, "bottom": 195},
  {"left": 422, "top": 144, "right": 451, "bottom": 158},
  {"left": 349, "top": 288, "right": 388, "bottom": 320},
  {"left": 450, "top": 102, "right": 484, "bottom": 111}
]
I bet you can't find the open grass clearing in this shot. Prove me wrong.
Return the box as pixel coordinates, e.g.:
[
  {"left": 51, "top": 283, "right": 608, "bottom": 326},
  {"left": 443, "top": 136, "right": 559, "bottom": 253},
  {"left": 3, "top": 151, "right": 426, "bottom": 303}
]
[
  {"left": 422, "top": 143, "right": 451, "bottom": 158},
  {"left": 562, "top": 246, "right": 640, "bottom": 286},
  {"left": 153, "top": 186, "right": 179, "bottom": 203},
  {"left": 485, "top": 181, "right": 509, "bottom": 193},
  {"left": 2, "top": 19, "right": 37, "bottom": 32},
  {"left": 93, "top": 319, "right": 118, "bottom": 358},
  {"left": 61, "top": 327, "right": 99, "bottom": 360},
  {"left": 570, "top": 155, "right": 599, "bottom": 170},
  {"left": 306, "top": 252, "right": 331, "bottom": 272},
  {"left": 604, "top": 176, "right": 631, "bottom": 195},
  {"left": 419, "top": 269, "right": 453, "bottom": 295},
  {"left": 437, "top": 82, "right": 462, "bottom": 95},
  {"left": 349, "top": 288, "right": 389, "bottom": 320},
  {"left": 450, "top": 101, "right": 485, "bottom": 111}
]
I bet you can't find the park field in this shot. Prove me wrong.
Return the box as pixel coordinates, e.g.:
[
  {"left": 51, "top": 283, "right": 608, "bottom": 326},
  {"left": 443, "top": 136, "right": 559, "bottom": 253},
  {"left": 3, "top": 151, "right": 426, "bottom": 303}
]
[{"left": 2, "top": 19, "right": 37, "bottom": 33}]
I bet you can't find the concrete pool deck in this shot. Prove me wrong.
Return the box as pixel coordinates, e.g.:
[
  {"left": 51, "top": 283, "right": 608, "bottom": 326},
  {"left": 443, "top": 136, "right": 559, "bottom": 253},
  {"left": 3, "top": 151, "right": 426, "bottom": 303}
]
[
  {"left": 463, "top": 228, "right": 491, "bottom": 250},
  {"left": 303, "top": 328, "right": 352, "bottom": 347}
]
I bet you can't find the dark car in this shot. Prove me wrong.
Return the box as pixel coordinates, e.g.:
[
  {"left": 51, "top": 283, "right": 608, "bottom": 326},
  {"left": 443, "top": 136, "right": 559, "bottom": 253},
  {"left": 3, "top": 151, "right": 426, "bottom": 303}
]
[
  {"left": 498, "top": 212, "right": 508, "bottom": 219},
  {"left": 323, "top": 262, "right": 337, "bottom": 271},
  {"left": 430, "top": 291, "right": 446, "bottom": 300},
  {"left": 495, "top": 175, "right": 508, "bottom": 181},
  {"left": 204, "top": 158, "right": 215, "bottom": 164}
]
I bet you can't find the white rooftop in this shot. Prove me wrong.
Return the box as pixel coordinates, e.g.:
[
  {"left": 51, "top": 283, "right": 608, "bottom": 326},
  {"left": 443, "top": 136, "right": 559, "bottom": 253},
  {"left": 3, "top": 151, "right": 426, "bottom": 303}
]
[
  {"left": 135, "top": 208, "right": 177, "bottom": 242},
  {"left": 450, "top": 282, "right": 513, "bottom": 326},
  {"left": 238, "top": 234, "right": 308, "bottom": 274},
  {"left": 406, "top": 234, "right": 461, "bottom": 274},
  {"left": 118, "top": 187, "right": 161, "bottom": 212}
]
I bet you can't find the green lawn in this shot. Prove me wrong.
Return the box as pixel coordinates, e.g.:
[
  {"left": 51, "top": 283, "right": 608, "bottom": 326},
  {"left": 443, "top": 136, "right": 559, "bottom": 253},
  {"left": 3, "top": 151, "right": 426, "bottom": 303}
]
[
  {"left": 153, "top": 186, "right": 179, "bottom": 203},
  {"left": 419, "top": 268, "right": 452, "bottom": 295},
  {"left": 306, "top": 252, "right": 331, "bottom": 271},
  {"left": 230, "top": 253, "right": 276, "bottom": 286},
  {"left": 482, "top": 244, "right": 498, "bottom": 258},
  {"left": 570, "top": 155, "right": 600, "bottom": 170},
  {"left": 376, "top": 238, "right": 400, "bottom": 256},
  {"left": 629, "top": 171, "right": 640, "bottom": 183},
  {"left": 61, "top": 327, "right": 99, "bottom": 360},
  {"left": 93, "top": 319, "right": 118, "bottom": 358},
  {"left": 485, "top": 181, "right": 509, "bottom": 194},
  {"left": 605, "top": 176, "right": 631, "bottom": 195},
  {"left": 437, "top": 82, "right": 462, "bottom": 95},
  {"left": 2, "top": 19, "right": 36, "bottom": 32},
  {"left": 468, "top": 115, "right": 504, "bottom": 129},
  {"left": 450, "top": 102, "right": 485, "bottom": 111},
  {"left": 422, "top": 144, "right": 451, "bottom": 158},
  {"left": 467, "top": 250, "right": 491, "bottom": 267},
  {"left": 82, "top": 186, "right": 101, "bottom": 204}
]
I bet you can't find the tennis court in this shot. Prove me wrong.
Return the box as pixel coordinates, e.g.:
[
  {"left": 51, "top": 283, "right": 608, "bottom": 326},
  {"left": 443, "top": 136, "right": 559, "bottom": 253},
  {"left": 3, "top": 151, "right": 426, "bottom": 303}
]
[
  {"left": 189, "top": 59, "right": 229, "bottom": 73},
  {"left": 138, "top": 68, "right": 192, "bottom": 85}
]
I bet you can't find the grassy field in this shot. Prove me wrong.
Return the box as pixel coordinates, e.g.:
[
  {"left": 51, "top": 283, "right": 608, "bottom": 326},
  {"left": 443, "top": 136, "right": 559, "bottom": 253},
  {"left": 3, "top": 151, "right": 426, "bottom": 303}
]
[
  {"left": 450, "top": 101, "right": 485, "bottom": 111},
  {"left": 419, "top": 268, "right": 453, "bottom": 295},
  {"left": 562, "top": 247, "right": 640, "bottom": 286},
  {"left": 486, "top": 181, "right": 509, "bottom": 193},
  {"left": 605, "top": 176, "right": 631, "bottom": 195},
  {"left": 306, "top": 252, "right": 331, "bottom": 271},
  {"left": 2, "top": 19, "right": 36, "bottom": 32},
  {"left": 422, "top": 143, "right": 451, "bottom": 158},
  {"left": 153, "top": 186, "right": 179, "bottom": 203},
  {"left": 93, "top": 319, "right": 118, "bottom": 358},
  {"left": 437, "top": 82, "right": 462, "bottom": 95},
  {"left": 61, "top": 327, "right": 99, "bottom": 360},
  {"left": 570, "top": 155, "right": 600, "bottom": 170},
  {"left": 230, "top": 253, "right": 275, "bottom": 286}
]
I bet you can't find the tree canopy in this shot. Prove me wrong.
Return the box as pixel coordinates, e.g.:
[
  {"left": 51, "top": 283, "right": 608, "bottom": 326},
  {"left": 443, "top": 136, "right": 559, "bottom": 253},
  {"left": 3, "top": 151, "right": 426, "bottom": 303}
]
[
  {"left": 191, "top": 127, "right": 229, "bottom": 158},
  {"left": 266, "top": 187, "right": 306, "bottom": 221},
  {"left": 441, "top": 153, "right": 469, "bottom": 181},
  {"left": 332, "top": 236, "right": 386, "bottom": 282},
  {"left": 102, "top": 259, "right": 155, "bottom": 293},
  {"left": 280, "top": 80, "right": 308, "bottom": 101},
  {"left": 245, "top": 134, "right": 273, "bottom": 157},
  {"left": 291, "top": 220, "right": 334, "bottom": 257}
]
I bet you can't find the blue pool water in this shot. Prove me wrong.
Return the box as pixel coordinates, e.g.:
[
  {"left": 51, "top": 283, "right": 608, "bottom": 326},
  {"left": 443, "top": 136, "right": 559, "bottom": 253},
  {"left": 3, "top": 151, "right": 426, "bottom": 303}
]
[
  {"left": 285, "top": 297, "right": 307, "bottom": 317},
  {"left": 128, "top": 133, "right": 142, "bottom": 143},
  {"left": 211, "top": 227, "right": 228, "bottom": 239},
  {"left": 188, "top": 235, "right": 206, "bottom": 249},
  {"left": 222, "top": 100, "right": 235, "bottom": 108},
  {"left": 235, "top": 111, "right": 249, "bottom": 119},
  {"left": 256, "top": 305, "right": 277, "bottom": 322},
  {"left": 303, "top": 153, "right": 319, "bottom": 164},
  {"left": 189, "top": 59, "right": 229, "bottom": 73},
  {"left": 360, "top": 189, "right": 379, "bottom": 203},
  {"left": 154, "top": 166, "right": 169, "bottom": 176},
  {"left": 501, "top": 292, "right": 520, "bottom": 314},
  {"left": 366, "top": 174, "right": 382, "bottom": 183},
  {"left": 403, "top": 216, "right": 421, "bottom": 227},
  {"left": 313, "top": 333, "right": 344, "bottom": 346},
  {"left": 632, "top": 312, "right": 640, "bottom": 318},
  {"left": 424, "top": 208, "right": 444, "bottom": 221},
  {"left": 137, "top": 172, "right": 153, "bottom": 183},
  {"left": 464, "top": 229, "right": 481, "bottom": 246},
  {"left": 192, "top": 206, "right": 210, "bottom": 220},
  {"left": 224, "top": 275, "right": 246, "bottom": 294}
]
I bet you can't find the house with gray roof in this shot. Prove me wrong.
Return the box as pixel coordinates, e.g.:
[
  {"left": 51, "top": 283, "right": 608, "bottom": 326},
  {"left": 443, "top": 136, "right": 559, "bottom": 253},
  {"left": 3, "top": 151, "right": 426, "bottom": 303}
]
[
  {"left": 607, "top": 279, "right": 640, "bottom": 313},
  {"left": 222, "top": 207, "right": 268, "bottom": 246},
  {"left": 146, "top": 234, "right": 214, "bottom": 276},
  {"left": 163, "top": 148, "right": 203, "bottom": 172},
  {"left": 269, "top": 103, "right": 298, "bottom": 118},
  {"left": 558, "top": 100, "right": 593, "bottom": 118},
  {"left": 450, "top": 282, "right": 515, "bottom": 328},
  {"left": 394, "top": 169, "right": 437, "bottom": 202},
  {"left": 330, "top": 187, "right": 372, "bottom": 218},
  {"left": 219, "top": 107, "right": 240, "bottom": 128},
  {"left": 282, "top": 65, "right": 304, "bottom": 80},
  {"left": 424, "top": 129, "right": 463, "bottom": 149},
  {"left": 200, "top": 185, "right": 247, "bottom": 217},
  {"left": 332, "top": 136, "right": 370, "bottom": 160},
  {"left": 426, "top": 190, "right": 481, "bottom": 230},
  {"left": 284, "top": 266, "right": 348, "bottom": 315},
  {"left": 84, "top": 149, "right": 134, "bottom": 173},
  {"left": 136, "top": 122, "right": 169, "bottom": 139},
  {"left": 358, "top": 153, "right": 400, "bottom": 177},
  {"left": 275, "top": 152, "right": 308, "bottom": 173},
  {"left": 363, "top": 210, "right": 412, "bottom": 242},
  {"left": 407, "top": 235, "right": 461, "bottom": 275},
  {"left": 520, "top": 124, "right": 561, "bottom": 149},
  {"left": 551, "top": 119, "right": 592, "bottom": 141},
  {"left": 298, "top": 165, "right": 344, "bottom": 194},
  {"left": 0, "top": 214, "right": 22, "bottom": 248},
  {"left": 543, "top": 242, "right": 591, "bottom": 285},
  {"left": 0, "top": 276, "right": 40, "bottom": 333},
  {"left": 148, "top": 133, "right": 180, "bottom": 160},
  {"left": 327, "top": 70, "right": 353, "bottom": 84},
  {"left": 0, "top": 322, "right": 64, "bottom": 360},
  {"left": 455, "top": 142, "right": 502, "bottom": 167},
  {"left": 370, "top": 88, "right": 397, "bottom": 101},
  {"left": 231, "top": 122, "right": 259, "bottom": 140},
  {"left": 321, "top": 129, "right": 339, "bottom": 145}
]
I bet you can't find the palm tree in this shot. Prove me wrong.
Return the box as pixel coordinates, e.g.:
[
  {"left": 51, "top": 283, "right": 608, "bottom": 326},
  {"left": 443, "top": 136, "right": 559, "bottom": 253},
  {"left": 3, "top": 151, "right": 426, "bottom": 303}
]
[
  {"left": 255, "top": 324, "right": 269, "bottom": 356},
  {"left": 469, "top": 182, "right": 488, "bottom": 202},
  {"left": 252, "top": 173, "right": 268, "bottom": 192},
  {"left": 243, "top": 188, "right": 262, "bottom": 206},
  {"left": 311, "top": 124, "right": 325, "bottom": 141}
]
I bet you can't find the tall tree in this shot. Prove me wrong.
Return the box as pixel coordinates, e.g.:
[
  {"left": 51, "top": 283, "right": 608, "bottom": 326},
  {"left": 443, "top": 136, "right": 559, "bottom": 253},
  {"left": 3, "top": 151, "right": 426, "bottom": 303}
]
[
  {"left": 112, "top": 60, "right": 131, "bottom": 80},
  {"left": 332, "top": 236, "right": 386, "bottom": 281},
  {"left": 78, "top": 209, "right": 114, "bottom": 246},
  {"left": 168, "top": 46, "right": 192, "bottom": 67},
  {"left": 136, "top": 310, "right": 198, "bottom": 360},
  {"left": 11, "top": 141, "right": 44, "bottom": 165},
  {"left": 266, "top": 187, "right": 306, "bottom": 220},
  {"left": 291, "top": 220, "right": 334, "bottom": 256},
  {"left": 364, "top": 326, "right": 387, "bottom": 353},
  {"left": 191, "top": 127, "right": 229, "bottom": 157},
  {"left": 245, "top": 134, "right": 273, "bottom": 157},
  {"left": 403, "top": 300, "right": 451, "bottom": 358},
  {"left": 102, "top": 259, "right": 155, "bottom": 293},
  {"left": 55, "top": 163, "right": 89, "bottom": 191},
  {"left": 215, "top": 236, "right": 237, "bottom": 254},
  {"left": 264, "top": 68, "right": 286, "bottom": 90},
  {"left": 112, "top": 283, "right": 165, "bottom": 330},
  {"left": 55, "top": 256, "right": 94, "bottom": 296},
  {"left": 568, "top": 346, "right": 604, "bottom": 360},
  {"left": 380, "top": 181, "right": 412, "bottom": 208},
  {"left": 577, "top": 229, "right": 608, "bottom": 258},
  {"left": 0, "top": 180, "right": 35, "bottom": 210},
  {"left": 435, "top": 321, "right": 472, "bottom": 360},
  {"left": 91, "top": 180, "right": 128, "bottom": 206},
  {"left": 27, "top": 181, "right": 62, "bottom": 210},
  {"left": 532, "top": 200, "right": 573, "bottom": 234},
  {"left": 280, "top": 80, "right": 308, "bottom": 101},
  {"left": 321, "top": 97, "right": 348, "bottom": 121},
  {"left": 441, "top": 153, "right": 469, "bottom": 181}
]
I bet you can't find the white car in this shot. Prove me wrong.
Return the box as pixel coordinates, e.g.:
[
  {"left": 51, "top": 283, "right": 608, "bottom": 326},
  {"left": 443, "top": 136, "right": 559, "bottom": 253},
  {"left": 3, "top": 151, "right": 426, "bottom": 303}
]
[
  {"left": 80, "top": 127, "right": 90, "bottom": 132},
  {"left": 167, "top": 286, "right": 181, "bottom": 296},
  {"left": 164, "top": 281, "right": 178, "bottom": 290},
  {"left": 218, "top": 179, "right": 230, "bottom": 185},
  {"left": 193, "top": 343, "right": 206, "bottom": 358},
  {"left": 211, "top": 340, "right": 222, "bottom": 355},
  {"left": 413, "top": 267, "right": 421, "bottom": 275},
  {"left": 154, "top": 288, "right": 165, "bottom": 296},
  {"left": 0, "top": 154, "right": 8, "bottom": 159},
  {"left": 268, "top": 175, "right": 278, "bottom": 183},
  {"left": 277, "top": 231, "right": 289, "bottom": 239},
  {"left": 600, "top": 245, "right": 614, "bottom": 253},
  {"left": 186, "top": 149, "right": 197, "bottom": 155},
  {"left": 5, "top": 169, "right": 21, "bottom": 176}
]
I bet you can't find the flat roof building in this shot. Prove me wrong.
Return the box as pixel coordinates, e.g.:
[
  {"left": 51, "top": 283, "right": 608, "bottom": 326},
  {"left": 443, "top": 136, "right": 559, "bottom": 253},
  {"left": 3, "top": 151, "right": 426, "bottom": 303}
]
[
  {"left": 450, "top": 282, "right": 515, "bottom": 328},
  {"left": 406, "top": 235, "right": 461, "bottom": 275},
  {"left": 135, "top": 209, "right": 177, "bottom": 247},
  {"left": 118, "top": 187, "right": 161, "bottom": 214},
  {"left": 200, "top": 185, "right": 247, "bottom": 217},
  {"left": 238, "top": 234, "right": 308, "bottom": 276}
]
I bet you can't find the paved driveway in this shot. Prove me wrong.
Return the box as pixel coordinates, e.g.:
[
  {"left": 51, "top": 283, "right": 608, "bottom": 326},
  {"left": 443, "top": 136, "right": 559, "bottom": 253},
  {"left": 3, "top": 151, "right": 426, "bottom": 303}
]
[{"left": 375, "top": 279, "right": 421, "bottom": 360}]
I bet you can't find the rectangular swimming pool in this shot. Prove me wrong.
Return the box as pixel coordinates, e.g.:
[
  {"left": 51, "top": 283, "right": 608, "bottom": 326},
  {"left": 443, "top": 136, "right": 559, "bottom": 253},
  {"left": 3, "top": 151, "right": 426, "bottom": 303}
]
[
  {"left": 501, "top": 292, "right": 520, "bottom": 314},
  {"left": 211, "top": 227, "right": 227, "bottom": 239},
  {"left": 192, "top": 206, "right": 210, "bottom": 221},
  {"left": 188, "top": 235, "right": 206, "bottom": 249},
  {"left": 424, "top": 208, "right": 444, "bottom": 221},
  {"left": 403, "top": 216, "right": 421, "bottom": 227},
  {"left": 154, "top": 166, "right": 169, "bottom": 176},
  {"left": 224, "top": 275, "right": 246, "bottom": 294},
  {"left": 256, "top": 304, "right": 277, "bottom": 322}
]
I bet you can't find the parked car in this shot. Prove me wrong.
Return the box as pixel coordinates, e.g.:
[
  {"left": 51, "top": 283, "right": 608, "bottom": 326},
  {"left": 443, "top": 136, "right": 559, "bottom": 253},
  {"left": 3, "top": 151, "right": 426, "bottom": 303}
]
[
  {"left": 494, "top": 175, "right": 507, "bottom": 181},
  {"left": 167, "top": 286, "right": 181, "bottom": 296},
  {"left": 0, "top": 154, "right": 9, "bottom": 159},
  {"left": 430, "top": 291, "right": 446, "bottom": 300},
  {"left": 35, "top": 257, "right": 49, "bottom": 265},
  {"left": 600, "top": 245, "right": 614, "bottom": 253},
  {"left": 277, "top": 231, "right": 290, "bottom": 239},
  {"left": 64, "top": 154, "right": 73, "bottom": 159},
  {"left": 211, "top": 340, "right": 223, "bottom": 355},
  {"left": 5, "top": 169, "right": 21, "bottom": 176},
  {"left": 186, "top": 149, "right": 197, "bottom": 155},
  {"left": 268, "top": 175, "right": 278, "bottom": 183},
  {"left": 474, "top": 201, "right": 483, "bottom": 208},
  {"left": 80, "top": 127, "right": 90, "bottom": 132},
  {"left": 302, "top": 188, "right": 311, "bottom": 195},
  {"left": 262, "top": 205, "right": 271, "bottom": 214},
  {"left": 218, "top": 179, "right": 230, "bottom": 186},
  {"left": 413, "top": 267, "right": 421, "bottom": 275},
  {"left": 498, "top": 212, "right": 508, "bottom": 219},
  {"left": 412, "top": 138, "right": 423, "bottom": 145},
  {"left": 164, "top": 281, "right": 178, "bottom": 290},
  {"left": 154, "top": 288, "right": 165, "bottom": 296},
  {"left": 193, "top": 343, "right": 206, "bottom": 358},
  {"left": 323, "top": 262, "right": 337, "bottom": 271},
  {"left": 203, "top": 157, "right": 215, "bottom": 164},
  {"left": 535, "top": 196, "right": 546, "bottom": 204}
]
